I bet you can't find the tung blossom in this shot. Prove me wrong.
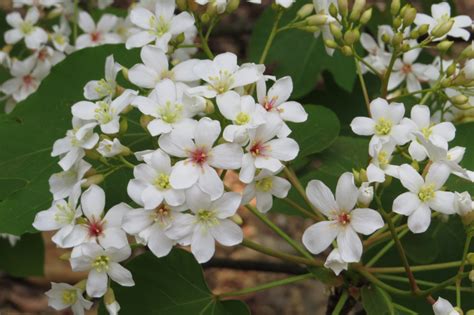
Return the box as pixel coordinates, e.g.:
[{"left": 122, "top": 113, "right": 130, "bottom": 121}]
[
  {"left": 83, "top": 55, "right": 121, "bottom": 101},
  {"left": 76, "top": 12, "right": 122, "bottom": 49},
  {"left": 45, "top": 282, "right": 93, "bottom": 315},
  {"left": 4, "top": 7, "right": 47, "bottom": 49},
  {"left": 302, "top": 173, "right": 384, "bottom": 262}
]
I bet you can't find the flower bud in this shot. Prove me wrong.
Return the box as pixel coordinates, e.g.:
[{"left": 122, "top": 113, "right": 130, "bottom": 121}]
[
  {"left": 401, "top": 42, "right": 411, "bottom": 52},
  {"left": 74, "top": 279, "right": 87, "bottom": 291},
  {"left": 205, "top": 99, "right": 215, "bottom": 114},
  {"left": 463, "top": 59, "right": 474, "bottom": 80},
  {"left": 324, "top": 39, "right": 339, "bottom": 49},
  {"left": 411, "top": 160, "right": 419, "bottom": 171},
  {"left": 392, "top": 17, "right": 402, "bottom": 29},
  {"left": 297, "top": 3, "right": 314, "bottom": 19},
  {"left": 329, "top": 3, "right": 338, "bottom": 18},
  {"left": 140, "top": 114, "right": 154, "bottom": 129},
  {"left": 85, "top": 149, "right": 101, "bottom": 160},
  {"left": 437, "top": 40, "right": 454, "bottom": 52},
  {"left": 357, "top": 183, "right": 374, "bottom": 207},
  {"left": 451, "top": 95, "right": 469, "bottom": 106},
  {"left": 359, "top": 169, "right": 368, "bottom": 183},
  {"left": 466, "top": 310, "right": 474, "bottom": 315},
  {"left": 417, "top": 24, "right": 429, "bottom": 36},
  {"left": 47, "top": 8, "right": 62, "bottom": 19},
  {"left": 121, "top": 67, "right": 129, "bottom": 81},
  {"left": 119, "top": 117, "right": 128, "bottom": 134},
  {"left": 81, "top": 174, "right": 105, "bottom": 188},
  {"left": 409, "top": 29, "right": 419, "bottom": 40},
  {"left": 431, "top": 19, "right": 454, "bottom": 38},
  {"left": 441, "top": 78, "right": 452, "bottom": 88},
  {"left": 352, "top": 169, "right": 360, "bottom": 184},
  {"left": 306, "top": 14, "right": 328, "bottom": 26},
  {"left": 226, "top": 0, "right": 240, "bottom": 13},
  {"left": 454, "top": 307, "right": 465, "bottom": 315},
  {"left": 59, "top": 252, "right": 71, "bottom": 261},
  {"left": 402, "top": 7, "right": 416, "bottom": 27},
  {"left": 391, "top": 32, "right": 403, "bottom": 47},
  {"left": 105, "top": 288, "right": 120, "bottom": 315},
  {"left": 299, "top": 25, "right": 319, "bottom": 33},
  {"left": 337, "top": 0, "right": 348, "bottom": 17},
  {"left": 329, "top": 23, "right": 343, "bottom": 39},
  {"left": 360, "top": 8, "right": 372, "bottom": 24},
  {"left": 445, "top": 62, "right": 456, "bottom": 77},
  {"left": 461, "top": 46, "right": 474, "bottom": 59},
  {"left": 341, "top": 45, "right": 353, "bottom": 56},
  {"left": 351, "top": 0, "right": 366, "bottom": 15},
  {"left": 390, "top": 0, "right": 400, "bottom": 15},
  {"left": 344, "top": 29, "right": 360, "bottom": 45},
  {"left": 381, "top": 33, "right": 391, "bottom": 43},
  {"left": 175, "top": 32, "right": 185, "bottom": 45},
  {"left": 231, "top": 213, "right": 243, "bottom": 225},
  {"left": 176, "top": 0, "right": 187, "bottom": 10},
  {"left": 468, "top": 253, "right": 474, "bottom": 265},
  {"left": 201, "top": 13, "right": 210, "bottom": 24}
]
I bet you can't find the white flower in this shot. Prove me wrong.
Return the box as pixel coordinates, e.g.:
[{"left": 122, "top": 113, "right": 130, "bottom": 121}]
[
  {"left": 33, "top": 185, "right": 82, "bottom": 246},
  {"left": 115, "top": 17, "right": 139, "bottom": 42},
  {"left": 57, "top": 185, "right": 130, "bottom": 249},
  {"left": 51, "top": 17, "right": 72, "bottom": 52},
  {"left": 402, "top": 105, "right": 455, "bottom": 161},
  {"left": 159, "top": 117, "right": 243, "bottom": 199},
  {"left": 194, "top": 0, "right": 228, "bottom": 14},
  {"left": 388, "top": 48, "right": 439, "bottom": 93},
  {"left": 127, "top": 149, "right": 185, "bottom": 208},
  {"left": 166, "top": 186, "right": 243, "bottom": 263},
  {"left": 188, "top": 52, "right": 263, "bottom": 98},
  {"left": 45, "top": 282, "right": 93, "bottom": 315},
  {"left": 105, "top": 300, "right": 120, "bottom": 315},
  {"left": 4, "top": 7, "right": 48, "bottom": 49},
  {"left": 122, "top": 203, "right": 190, "bottom": 257},
  {"left": 393, "top": 164, "right": 455, "bottom": 234},
  {"left": 52, "top": 118, "right": 99, "bottom": 171},
  {"left": 366, "top": 141, "right": 399, "bottom": 183},
  {"left": 72, "top": 89, "right": 137, "bottom": 134},
  {"left": 415, "top": 2, "right": 472, "bottom": 41},
  {"left": 302, "top": 173, "right": 384, "bottom": 262},
  {"left": 350, "top": 98, "right": 411, "bottom": 155},
  {"left": 76, "top": 12, "right": 122, "bottom": 49},
  {"left": 216, "top": 91, "right": 266, "bottom": 144},
  {"left": 70, "top": 243, "right": 134, "bottom": 298},
  {"left": 34, "top": 46, "right": 66, "bottom": 74},
  {"left": 256, "top": 76, "right": 308, "bottom": 127},
  {"left": 432, "top": 297, "right": 460, "bottom": 315},
  {"left": 357, "top": 182, "right": 374, "bottom": 207},
  {"left": 275, "top": 0, "right": 295, "bottom": 8},
  {"left": 84, "top": 55, "right": 121, "bottom": 101},
  {"left": 454, "top": 191, "right": 472, "bottom": 216},
  {"left": 97, "top": 138, "right": 128, "bottom": 157},
  {"left": 324, "top": 248, "right": 348, "bottom": 275},
  {"left": 312, "top": 0, "right": 338, "bottom": 55},
  {"left": 126, "top": 0, "right": 195, "bottom": 51},
  {"left": 49, "top": 159, "right": 91, "bottom": 200},
  {"left": 239, "top": 114, "right": 299, "bottom": 183},
  {"left": 133, "top": 79, "right": 203, "bottom": 138},
  {"left": 171, "top": 27, "right": 198, "bottom": 62},
  {"left": 128, "top": 45, "right": 199, "bottom": 89},
  {"left": 360, "top": 26, "right": 393, "bottom": 74},
  {"left": 242, "top": 170, "right": 291, "bottom": 213},
  {"left": 0, "top": 56, "right": 49, "bottom": 102}
]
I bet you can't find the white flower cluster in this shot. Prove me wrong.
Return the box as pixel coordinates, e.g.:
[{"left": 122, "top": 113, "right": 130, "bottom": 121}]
[{"left": 32, "top": 18, "right": 309, "bottom": 308}]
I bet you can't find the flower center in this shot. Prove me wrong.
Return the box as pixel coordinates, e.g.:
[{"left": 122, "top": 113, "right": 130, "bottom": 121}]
[
  {"left": 402, "top": 63, "right": 412, "bottom": 74},
  {"left": 196, "top": 209, "right": 219, "bottom": 227},
  {"left": 418, "top": 184, "right": 435, "bottom": 202},
  {"left": 54, "top": 203, "right": 76, "bottom": 225},
  {"left": 91, "top": 31, "right": 101, "bottom": 42},
  {"left": 256, "top": 177, "right": 273, "bottom": 192},
  {"left": 249, "top": 141, "right": 267, "bottom": 157},
  {"left": 190, "top": 147, "right": 208, "bottom": 165},
  {"left": 54, "top": 34, "right": 66, "bottom": 45},
  {"left": 150, "top": 204, "right": 173, "bottom": 227},
  {"left": 421, "top": 126, "right": 433, "bottom": 139},
  {"left": 94, "top": 101, "right": 113, "bottom": 123},
  {"left": 95, "top": 79, "right": 116, "bottom": 98},
  {"left": 235, "top": 112, "right": 250, "bottom": 125},
  {"left": 337, "top": 212, "right": 351, "bottom": 225},
  {"left": 159, "top": 101, "right": 183, "bottom": 124},
  {"left": 61, "top": 289, "right": 77, "bottom": 305},
  {"left": 154, "top": 173, "right": 170, "bottom": 190},
  {"left": 160, "top": 69, "right": 175, "bottom": 80},
  {"left": 20, "top": 22, "right": 34, "bottom": 34},
  {"left": 377, "top": 151, "right": 389, "bottom": 166},
  {"left": 22, "top": 75, "right": 33, "bottom": 87},
  {"left": 208, "top": 70, "right": 234, "bottom": 94},
  {"left": 149, "top": 15, "right": 169, "bottom": 37},
  {"left": 37, "top": 49, "right": 48, "bottom": 61},
  {"left": 374, "top": 118, "right": 392, "bottom": 136},
  {"left": 92, "top": 255, "right": 109, "bottom": 272},
  {"left": 263, "top": 96, "right": 278, "bottom": 111},
  {"left": 87, "top": 218, "right": 104, "bottom": 237}
]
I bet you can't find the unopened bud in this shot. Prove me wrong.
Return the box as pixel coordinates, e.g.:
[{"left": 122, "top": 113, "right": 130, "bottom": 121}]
[
  {"left": 411, "top": 160, "right": 419, "bottom": 171},
  {"left": 105, "top": 288, "right": 120, "bottom": 315},
  {"left": 352, "top": 169, "right": 360, "bottom": 184},
  {"left": 47, "top": 8, "right": 62, "bottom": 19},
  {"left": 382, "top": 33, "right": 391, "bottom": 43},
  {"left": 329, "top": 23, "right": 342, "bottom": 39},
  {"left": 402, "top": 7, "right": 416, "bottom": 27},
  {"left": 231, "top": 213, "right": 243, "bottom": 225},
  {"left": 392, "top": 33, "right": 403, "bottom": 47},
  {"left": 357, "top": 183, "right": 374, "bottom": 207},
  {"left": 329, "top": 3, "right": 338, "bottom": 18},
  {"left": 401, "top": 42, "right": 411, "bottom": 52},
  {"left": 390, "top": 0, "right": 400, "bottom": 15},
  {"left": 119, "top": 117, "right": 128, "bottom": 134},
  {"left": 360, "top": 8, "right": 372, "bottom": 24},
  {"left": 306, "top": 14, "right": 328, "bottom": 26},
  {"left": 470, "top": 270, "right": 474, "bottom": 282},
  {"left": 437, "top": 40, "right": 454, "bottom": 52},
  {"left": 432, "top": 19, "right": 454, "bottom": 38},
  {"left": 451, "top": 95, "right": 469, "bottom": 106},
  {"left": 205, "top": 99, "right": 215, "bottom": 114},
  {"left": 410, "top": 29, "right": 419, "bottom": 39},
  {"left": 453, "top": 307, "right": 464, "bottom": 315},
  {"left": 383, "top": 175, "right": 393, "bottom": 187},
  {"left": 297, "top": 3, "right": 314, "bottom": 19},
  {"left": 461, "top": 46, "right": 474, "bottom": 59},
  {"left": 463, "top": 59, "right": 474, "bottom": 80},
  {"left": 324, "top": 39, "right": 339, "bottom": 49},
  {"left": 393, "top": 17, "right": 402, "bottom": 29},
  {"left": 359, "top": 169, "right": 368, "bottom": 183},
  {"left": 417, "top": 24, "right": 429, "bottom": 36},
  {"left": 59, "top": 252, "right": 71, "bottom": 261},
  {"left": 352, "top": 0, "right": 365, "bottom": 14},
  {"left": 85, "top": 149, "right": 101, "bottom": 160},
  {"left": 441, "top": 78, "right": 452, "bottom": 88},
  {"left": 337, "top": 0, "right": 348, "bottom": 17},
  {"left": 341, "top": 45, "right": 353, "bottom": 56},
  {"left": 201, "top": 13, "right": 210, "bottom": 24},
  {"left": 446, "top": 62, "right": 457, "bottom": 76},
  {"left": 121, "top": 67, "right": 129, "bottom": 81},
  {"left": 105, "top": 288, "right": 117, "bottom": 305},
  {"left": 140, "top": 114, "right": 154, "bottom": 129},
  {"left": 344, "top": 29, "right": 360, "bottom": 45},
  {"left": 226, "top": 0, "right": 240, "bottom": 13},
  {"left": 300, "top": 25, "right": 319, "bottom": 32},
  {"left": 466, "top": 310, "right": 474, "bottom": 315},
  {"left": 176, "top": 0, "right": 187, "bottom": 10},
  {"left": 175, "top": 33, "right": 185, "bottom": 45},
  {"left": 74, "top": 280, "right": 87, "bottom": 291},
  {"left": 82, "top": 174, "right": 105, "bottom": 188}
]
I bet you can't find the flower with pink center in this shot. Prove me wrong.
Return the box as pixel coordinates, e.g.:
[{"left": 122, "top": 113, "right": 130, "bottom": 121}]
[
  {"left": 302, "top": 173, "right": 384, "bottom": 263},
  {"left": 239, "top": 114, "right": 299, "bottom": 184},
  {"left": 75, "top": 12, "right": 121, "bottom": 49},
  {"left": 158, "top": 117, "right": 243, "bottom": 200}
]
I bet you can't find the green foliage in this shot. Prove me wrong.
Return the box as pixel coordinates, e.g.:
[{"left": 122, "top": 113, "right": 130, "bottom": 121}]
[
  {"left": 103, "top": 249, "right": 249, "bottom": 315},
  {"left": 361, "top": 285, "right": 395, "bottom": 315},
  {"left": 248, "top": 0, "right": 356, "bottom": 99},
  {"left": 0, "top": 45, "right": 139, "bottom": 235},
  {"left": 0, "top": 233, "right": 44, "bottom": 276}
]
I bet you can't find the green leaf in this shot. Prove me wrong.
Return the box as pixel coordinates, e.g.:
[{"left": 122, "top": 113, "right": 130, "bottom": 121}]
[
  {"left": 403, "top": 232, "right": 439, "bottom": 264},
  {"left": 0, "top": 232, "right": 44, "bottom": 276},
  {"left": 361, "top": 285, "right": 395, "bottom": 315},
  {"left": 103, "top": 249, "right": 249, "bottom": 315},
  {"left": 248, "top": 0, "right": 356, "bottom": 98},
  {"left": 0, "top": 45, "right": 140, "bottom": 235},
  {"left": 290, "top": 105, "right": 340, "bottom": 159}
]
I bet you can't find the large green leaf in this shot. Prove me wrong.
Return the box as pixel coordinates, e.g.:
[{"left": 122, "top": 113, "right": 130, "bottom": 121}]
[
  {"left": 248, "top": 0, "right": 356, "bottom": 98},
  {"left": 361, "top": 285, "right": 395, "bottom": 315},
  {"left": 105, "top": 249, "right": 249, "bottom": 315},
  {"left": 0, "top": 45, "right": 139, "bottom": 235},
  {"left": 290, "top": 105, "right": 340, "bottom": 159},
  {"left": 0, "top": 232, "right": 44, "bottom": 276}
]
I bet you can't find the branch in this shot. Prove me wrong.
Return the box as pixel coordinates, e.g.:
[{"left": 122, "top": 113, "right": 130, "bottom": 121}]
[{"left": 203, "top": 258, "right": 307, "bottom": 275}]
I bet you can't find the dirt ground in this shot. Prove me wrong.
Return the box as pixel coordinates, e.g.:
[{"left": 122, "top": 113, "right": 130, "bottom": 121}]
[{"left": 0, "top": 0, "right": 473, "bottom": 314}]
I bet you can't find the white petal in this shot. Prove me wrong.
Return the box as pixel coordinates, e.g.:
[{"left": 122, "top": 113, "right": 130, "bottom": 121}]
[
  {"left": 148, "top": 229, "right": 174, "bottom": 257},
  {"left": 302, "top": 221, "right": 339, "bottom": 254},
  {"left": 209, "top": 143, "right": 242, "bottom": 169},
  {"left": 169, "top": 160, "right": 199, "bottom": 189},
  {"left": 398, "top": 164, "right": 424, "bottom": 193},
  {"left": 191, "top": 227, "right": 215, "bottom": 263},
  {"left": 278, "top": 101, "right": 308, "bottom": 122},
  {"left": 267, "top": 138, "right": 299, "bottom": 161},
  {"left": 407, "top": 204, "right": 431, "bottom": 234},
  {"left": 429, "top": 191, "right": 455, "bottom": 214},
  {"left": 108, "top": 262, "right": 134, "bottom": 286},
  {"left": 350, "top": 117, "right": 375, "bottom": 135},
  {"left": 213, "top": 192, "right": 241, "bottom": 218},
  {"left": 337, "top": 226, "right": 362, "bottom": 262},
  {"left": 210, "top": 219, "right": 243, "bottom": 246},
  {"left": 86, "top": 270, "right": 108, "bottom": 298},
  {"left": 393, "top": 192, "right": 421, "bottom": 216},
  {"left": 306, "top": 180, "right": 337, "bottom": 216},
  {"left": 198, "top": 164, "right": 224, "bottom": 200},
  {"left": 81, "top": 185, "right": 105, "bottom": 220},
  {"left": 335, "top": 173, "right": 358, "bottom": 211},
  {"left": 350, "top": 208, "right": 384, "bottom": 235}
]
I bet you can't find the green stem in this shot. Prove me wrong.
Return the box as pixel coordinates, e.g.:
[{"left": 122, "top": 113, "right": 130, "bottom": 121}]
[
  {"left": 355, "top": 57, "right": 371, "bottom": 116},
  {"left": 456, "top": 233, "right": 472, "bottom": 307},
  {"left": 353, "top": 53, "right": 383, "bottom": 78},
  {"left": 420, "top": 272, "right": 470, "bottom": 297},
  {"left": 245, "top": 204, "right": 314, "bottom": 260},
  {"left": 387, "top": 87, "right": 437, "bottom": 102},
  {"left": 282, "top": 198, "right": 321, "bottom": 220},
  {"left": 198, "top": 28, "right": 214, "bottom": 59},
  {"left": 118, "top": 155, "right": 135, "bottom": 169},
  {"left": 377, "top": 274, "right": 473, "bottom": 293},
  {"left": 331, "top": 290, "right": 348, "bottom": 315},
  {"left": 259, "top": 10, "right": 284, "bottom": 64},
  {"left": 366, "top": 228, "right": 409, "bottom": 267},
  {"left": 218, "top": 273, "right": 313, "bottom": 298},
  {"left": 241, "top": 239, "right": 323, "bottom": 267},
  {"left": 393, "top": 303, "right": 418, "bottom": 315},
  {"left": 381, "top": 51, "right": 398, "bottom": 98},
  {"left": 367, "top": 261, "right": 462, "bottom": 274},
  {"left": 355, "top": 267, "right": 411, "bottom": 296}
]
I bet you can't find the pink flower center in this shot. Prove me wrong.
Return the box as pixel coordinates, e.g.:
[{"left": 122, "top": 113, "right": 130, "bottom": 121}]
[
  {"left": 22, "top": 75, "right": 33, "bottom": 87},
  {"left": 91, "top": 31, "right": 101, "bottom": 42},
  {"left": 87, "top": 219, "right": 104, "bottom": 237},
  {"left": 190, "top": 147, "right": 208, "bottom": 165},
  {"left": 250, "top": 141, "right": 267, "bottom": 157},
  {"left": 263, "top": 97, "right": 277, "bottom": 111},
  {"left": 38, "top": 49, "right": 48, "bottom": 61},
  {"left": 402, "top": 64, "right": 412, "bottom": 74},
  {"left": 337, "top": 212, "right": 351, "bottom": 225}
]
